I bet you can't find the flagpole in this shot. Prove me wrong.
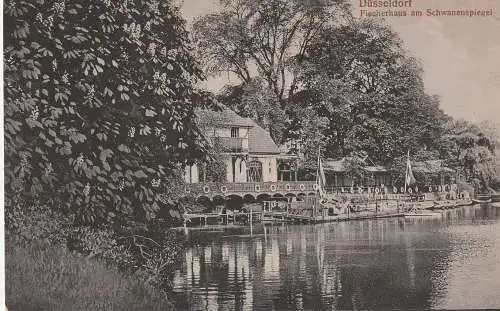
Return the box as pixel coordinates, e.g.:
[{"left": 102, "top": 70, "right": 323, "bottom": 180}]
[
  {"left": 317, "top": 145, "right": 321, "bottom": 195},
  {"left": 316, "top": 145, "right": 319, "bottom": 189},
  {"left": 405, "top": 150, "right": 410, "bottom": 193}
]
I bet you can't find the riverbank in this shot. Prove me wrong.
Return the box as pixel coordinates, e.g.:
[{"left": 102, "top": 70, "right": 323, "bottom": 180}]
[
  {"left": 5, "top": 241, "right": 175, "bottom": 311},
  {"left": 180, "top": 199, "right": 474, "bottom": 229}
]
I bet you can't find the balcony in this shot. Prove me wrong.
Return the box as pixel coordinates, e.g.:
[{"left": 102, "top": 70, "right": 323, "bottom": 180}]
[{"left": 212, "top": 137, "right": 247, "bottom": 153}]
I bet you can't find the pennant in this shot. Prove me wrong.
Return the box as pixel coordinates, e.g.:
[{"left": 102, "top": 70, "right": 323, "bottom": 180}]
[{"left": 405, "top": 153, "right": 416, "bottom": 188}]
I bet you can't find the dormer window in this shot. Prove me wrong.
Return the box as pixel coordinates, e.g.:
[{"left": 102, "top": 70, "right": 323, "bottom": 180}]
[{"left": 231, "top": 127, "right": 239, "bottom": 138}]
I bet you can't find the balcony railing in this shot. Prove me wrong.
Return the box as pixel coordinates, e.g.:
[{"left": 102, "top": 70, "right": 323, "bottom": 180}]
[
  {"left": 185, "top": 181, "right": 317, "bottom": 196},
  {"left": 212, "top": 137, "right": 247, "bottom": 153}
]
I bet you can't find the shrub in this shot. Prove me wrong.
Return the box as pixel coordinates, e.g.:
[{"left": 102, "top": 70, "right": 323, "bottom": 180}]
[{"left": 5, "top": 241, "right": 176, "bottom": 311}]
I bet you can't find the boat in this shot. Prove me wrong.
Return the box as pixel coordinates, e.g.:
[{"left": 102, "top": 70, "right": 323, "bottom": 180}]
[
  {"left": 404, "top": 210, "right": 442, "bottom": 218},
  {"left": 472, "top": 198, "right": 492, "bottom": 204},
  {"left": 456, "top": 199, "right": 473, "bottom": 207},
  {"left": 473, "top": 193, "right": 492, "bottom": 204},
  {"left": 404, "top": 203, "right": 442, "bottom": 218},
  {"left": 491, "top": 193, "right": 500, "bottom": 202},
  {"left": 431, "top": 200, "right": 458, "bottom": 209}
]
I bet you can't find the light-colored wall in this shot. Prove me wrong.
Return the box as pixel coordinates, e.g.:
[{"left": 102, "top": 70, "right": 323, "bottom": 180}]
[
  {"left": 185, "top": 156, "right": 279, "bottom": 184},
  {"left": 184, "top": 164, "right": 199, "bottom": 183},
  {"left": 215, "top": 128, "right": 230, "bottom": 137},
  {"left": 234, "top": 158, "right": 247, "bottom": 182},
  {"left": 186, "top": 124, "right": 280, "bottom": 184},
  {"left": 224, "top": 157, "right": 233, "bottom": 183},
  {"left": 225, "top": 157, "right": 249, "bottom": 183},
  {"left": 213, "top": 127, "right": 249, "bottom": 149},
  {"left": 213, "top": 127, "right": 249, "bottom": 138},
  {"left": 239, "top": 128, "right": 249, "bottom": 150}
]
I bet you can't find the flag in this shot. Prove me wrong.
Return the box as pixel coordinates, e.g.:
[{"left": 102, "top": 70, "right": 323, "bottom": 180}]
[
  {"left": 405, "top": 151, "right": 416, "bottom": 191},
  {"left": 317, "top": 150, "right": 326, "bottom": 196}
]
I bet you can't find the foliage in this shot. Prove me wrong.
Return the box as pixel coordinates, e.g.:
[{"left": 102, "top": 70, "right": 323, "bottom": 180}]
[
  {"left": 293, "top": 107, "right": 329, "bottom": 169},
  {"left": 6, "top": 199, "right": 185, "bottom": 290},
  {"left": 6, "top": 240, "right": 175, "bottom": 311},
  {"left": 5, "top": 199, "right": 73, "bottom": 246},
  {"left": 4, "top": 0, "right": 215, "bottom": 302},
  {"left": 218, "top": 78, "right": 286, "bottom": 143},
  {"left": 292, "top": 19, "right": 448, "bottom": 164},
  {"left": 194, "top": 0, "right": 347, "bottom": 99},
  {"left": 194, "top": 0, "right": 348, "bottom": 144},
  {"left": 438, "top": 119, "right": 499, "bottom": 191},
  {"left": 203, "top": 156, "right": 228, "bottom": 184},
  {"left": 4, "top": 0, "right": 213, "bottom": 225}
]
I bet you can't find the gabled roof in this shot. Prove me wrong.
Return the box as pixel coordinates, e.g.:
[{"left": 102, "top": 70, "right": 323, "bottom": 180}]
[
  {"left": 195, "top": 107, "right": 254, "bottom": 129},
  {"left": 195, "top": 107, "right": 280, "bottom": 155},
  {"left": 247, "top": 119, "right": 280, "bottom": 154}
]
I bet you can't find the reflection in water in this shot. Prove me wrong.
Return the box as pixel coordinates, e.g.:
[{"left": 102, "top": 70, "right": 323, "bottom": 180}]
[{"left": 172, "top": 205, "right": 500, "bottom": 310}]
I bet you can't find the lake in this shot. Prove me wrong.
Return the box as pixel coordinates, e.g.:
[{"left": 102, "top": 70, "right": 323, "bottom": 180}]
[{"left": 171, "top": 204, "right": 500, "bottom": 310}]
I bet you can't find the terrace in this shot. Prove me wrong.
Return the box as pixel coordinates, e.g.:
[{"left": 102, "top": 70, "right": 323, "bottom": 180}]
[{"left": 185, "top": 181, "right": 318, "bottom": 199}]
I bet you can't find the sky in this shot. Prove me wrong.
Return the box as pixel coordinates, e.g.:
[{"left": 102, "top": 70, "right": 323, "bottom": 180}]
[{"left": 178, "top": 0, "right": 500, "bottom": 125}]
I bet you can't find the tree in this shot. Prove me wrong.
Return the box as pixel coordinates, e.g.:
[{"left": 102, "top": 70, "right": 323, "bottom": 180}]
[
  {"left": 4, "top": 0, "right": 213, "bottom": 227},
  {"left": 438, "top": 120, "right": 498, "bottom": 191},
  {"left": 193, "top": 0, "right": 348, "bottom": 144},
  {"left": 291, "top": 19, "right": 448, "bottom": 163},
  {"left": 217, "top": 78, "right": 286, "bottom": 143}
]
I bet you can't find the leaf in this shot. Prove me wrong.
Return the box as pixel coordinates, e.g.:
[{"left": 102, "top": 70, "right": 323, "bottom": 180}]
[
  {"left": 96, "top": 57, "right": 105, "bottom": 65},
  {"left": 117, "top": 144, "right": 130, "bottom": 153},
  {"left": 103, "top": 162, "right": 111, "bottom": 172},
  {"left": 134, "top": 170, "right": 147, "bottom": 178},
  {"left": 99, "top": 149, "right": 114, "bottom": 162},
  {"left": 169, "top": 210, "right": 181, "bottom": 218}
]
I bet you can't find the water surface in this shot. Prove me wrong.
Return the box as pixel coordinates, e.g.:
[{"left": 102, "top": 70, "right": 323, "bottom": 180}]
[{"left": 171, "top": 205, "right": 500, "bottom": 310}]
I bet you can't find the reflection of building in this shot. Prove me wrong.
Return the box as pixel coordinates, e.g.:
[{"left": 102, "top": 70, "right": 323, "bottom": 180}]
[
  {"left": 184, "top": 107, "right": 299, "bottom": 183},
  {"left": 264, "top": 238, "right": 281, "bottom": 281}
]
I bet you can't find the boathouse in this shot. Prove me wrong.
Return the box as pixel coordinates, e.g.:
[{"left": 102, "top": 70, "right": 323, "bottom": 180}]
[{"left": 184, "top": 107, "right": 315, "bottom": 200}]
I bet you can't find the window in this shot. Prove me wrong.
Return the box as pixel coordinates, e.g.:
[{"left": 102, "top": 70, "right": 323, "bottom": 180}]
[
  {"left": 247, "top": 161, "right": 262, "bottom": 182},
  {"left": 230, "top": 127, "right": 239, "bottom": 138}
]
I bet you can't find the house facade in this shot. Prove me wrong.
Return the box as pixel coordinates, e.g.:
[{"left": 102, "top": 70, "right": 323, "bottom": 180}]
[{"left": 184, "top": 107, "right": 298, "bottom": 184}]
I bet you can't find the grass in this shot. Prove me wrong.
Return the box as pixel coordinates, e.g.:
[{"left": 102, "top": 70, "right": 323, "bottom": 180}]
[{"left": 5, "top": 242, "right": 175, "bottom": 311}]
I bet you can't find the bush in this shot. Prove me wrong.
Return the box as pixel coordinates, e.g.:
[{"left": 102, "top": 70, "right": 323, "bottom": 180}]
[
  {"left": 5, "top": 241, "right": 176, "bottom": 311},
  {"left": 5, "top": 201, "right": 186, "bottom": 293}
]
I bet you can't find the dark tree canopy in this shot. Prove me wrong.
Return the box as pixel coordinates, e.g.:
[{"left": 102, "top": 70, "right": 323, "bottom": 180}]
[
  {"left": 290, "top": 20, "right": 449, "bottom": 164},
  {"left": 194, "top": 0, "right": 348, "bottom": 145},
  {"left": 4, "top": 0, "right": 213, "bottom": 225},
  {"left": 193, "top": 0, "right": 348, "bottom": 101},
  {"left": 438, "top": 119, "right": 498, "bottom": 190}
]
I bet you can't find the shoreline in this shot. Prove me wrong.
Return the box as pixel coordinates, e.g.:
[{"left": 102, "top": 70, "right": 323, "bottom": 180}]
[{"left": 177, "top": 199, "right": 475, "bottom": 230}]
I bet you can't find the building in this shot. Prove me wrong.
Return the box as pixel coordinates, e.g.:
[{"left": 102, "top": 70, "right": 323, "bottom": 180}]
[
  {"left": 322, "top": 157, "right": 455, "bottom": 190},
  {"left": 323, "top": 157, "right": 391, "bottom": 188},
  {"left": 184, "top": 107, "right": 299, "bottom": 185}
]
